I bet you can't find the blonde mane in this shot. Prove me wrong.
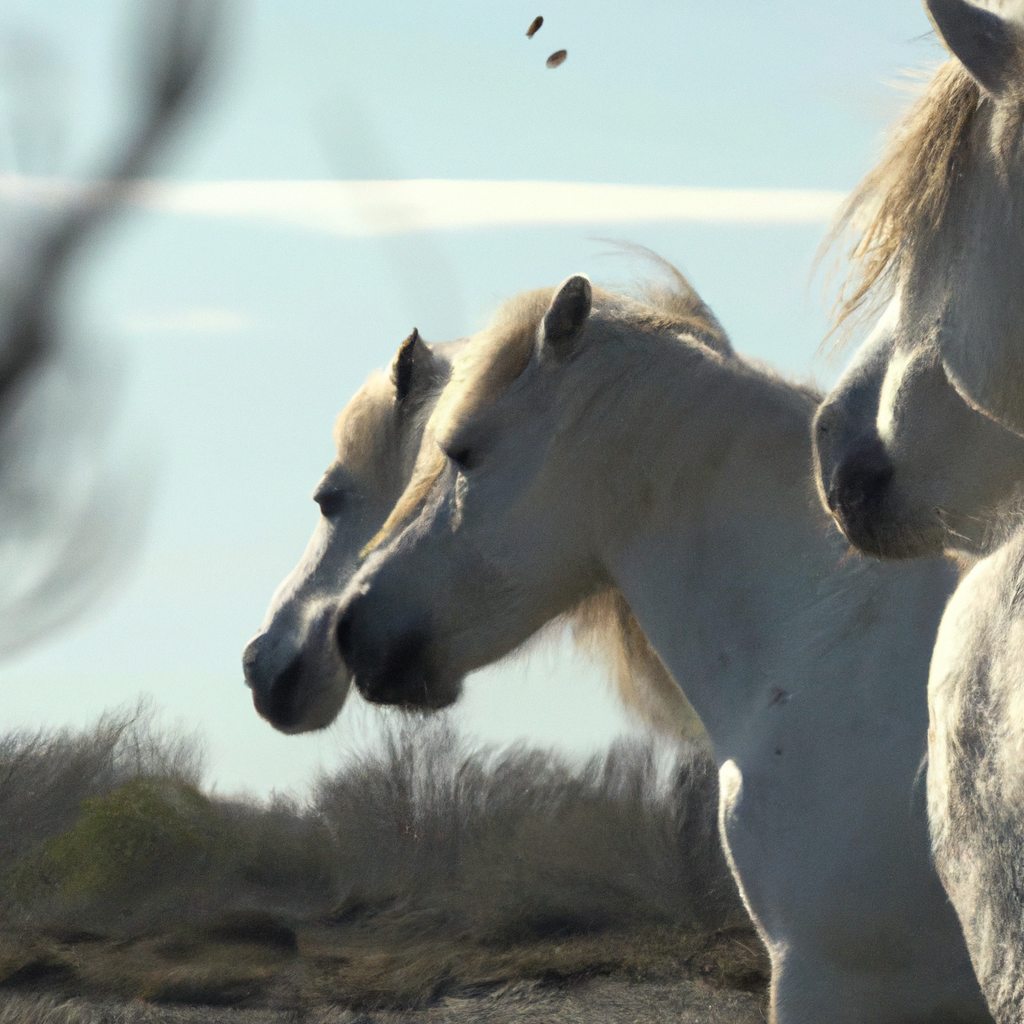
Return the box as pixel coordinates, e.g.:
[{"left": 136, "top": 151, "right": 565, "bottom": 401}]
[
  {"left": 827, "top": 60, "right": 981, "bottom": 332},
  {"left": 366, "top": 266, "right": 727, "bottom": 740},
  {"left": 568, "top": 588, "right": 703, "bottom": 738}
]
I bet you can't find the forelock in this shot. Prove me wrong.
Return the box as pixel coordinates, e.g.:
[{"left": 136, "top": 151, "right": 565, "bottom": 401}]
[
  {"left": 433, "top": 288, "right": 553, "bottom": 438},
  {"left": 332, "top": 372, "right": 399, "bottom": 478}
]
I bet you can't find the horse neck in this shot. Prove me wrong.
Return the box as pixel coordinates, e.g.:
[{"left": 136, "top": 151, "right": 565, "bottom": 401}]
[{"left": 596, "top": 354, "right": 953, "bottom": 754}]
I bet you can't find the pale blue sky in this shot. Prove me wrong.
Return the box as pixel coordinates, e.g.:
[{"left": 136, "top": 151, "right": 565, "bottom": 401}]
[{"left": 0, "top": 1, "right": 946, "bottom": 798}]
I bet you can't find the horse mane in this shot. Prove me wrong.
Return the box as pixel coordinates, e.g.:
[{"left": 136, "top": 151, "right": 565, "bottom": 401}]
[
  {"left": 364, "top": 289, "right": 553, "bottom": 555},
  {"left": 568, "top": 589, "right": 706, "bottom": 739},
  {"left": 615, "top": 242, "right": 733, "bottom": 356},
  {"left": 826, "top": 60, "right": 981, "bottom": 333}
]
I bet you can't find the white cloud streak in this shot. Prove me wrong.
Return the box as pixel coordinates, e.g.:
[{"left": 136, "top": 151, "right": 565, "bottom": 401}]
[
  {"left": 118, "top": 308, "right": 254, "bottom": 335},
  {"left": 0, "top": 175, "right": 847, "bottom": 236}
]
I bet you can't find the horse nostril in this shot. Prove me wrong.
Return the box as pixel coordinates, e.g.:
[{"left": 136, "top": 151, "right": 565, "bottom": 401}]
[
  {"left": 252, "top": 655, "right": 304, "bottom": 729},
  {"left": 833, "top": 440, "right": 894, "bottom": 514},
  {"left": 815, "top": 405, "right": 834, "bottom": 439}
]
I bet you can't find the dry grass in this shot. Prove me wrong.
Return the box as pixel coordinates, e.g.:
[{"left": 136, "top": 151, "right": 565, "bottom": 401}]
[
  {"left": 0, "top": 705, "right": 766, "bottom": 1012},
  {"left": 314, "top": 717, "right": 743, "bottom": 941}
]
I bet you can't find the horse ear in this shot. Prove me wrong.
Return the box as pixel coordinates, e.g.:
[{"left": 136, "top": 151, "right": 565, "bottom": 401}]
[
  {"left": 541, "top": 274, "right": 592, "bottom": 357},
  {"left": 391, "top": 328, "right": 436, "bottom": 404},
  {"left": 924, "top": 0, "right": 1020, "bottom": 97}
]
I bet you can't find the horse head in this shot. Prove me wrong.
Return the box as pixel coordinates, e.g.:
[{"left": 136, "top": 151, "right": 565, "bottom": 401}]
[
  {"left": 243, "top": 330, "right": 459, "bottom": 732},
  {"left": 334, "top": 277, "right": 602, "bottom": 709},
  {"left": 814, "top": 0, "right": 1024, "bottom": 557},
  {"left": 333, "top": 271, "right": 750, "bottom": 711},
  {"left": 911, "top": 0, "right": 1024, "bottom": 435}
]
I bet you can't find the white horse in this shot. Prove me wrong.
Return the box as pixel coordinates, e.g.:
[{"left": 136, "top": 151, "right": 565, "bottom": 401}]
[
  {"left": 243, "top": 323, "right": 703, "bottom": 739},
  {"left": 811, "top": 6, "right": 1024, "bottom": 1018},
  {"left": 243, "top": 330, "right": 462, "bottom": 731},
  {"left": 815, "top": 0, "right": 1024, "bottom": 552},
  {"left": 334, "top": 272, "right": 991, "bottom": 1023}
]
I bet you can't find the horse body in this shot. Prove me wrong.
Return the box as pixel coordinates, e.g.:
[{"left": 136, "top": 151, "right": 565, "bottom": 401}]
[
  {"left": 617, "top": 516, "right": 967, "bottom": 1018},
  {"left": 336, "top": 274, "right": 989, "bottom": 1022}
]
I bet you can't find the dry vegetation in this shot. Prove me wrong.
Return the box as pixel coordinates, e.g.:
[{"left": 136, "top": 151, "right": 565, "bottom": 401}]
[{"left": 0, "top": 705, "right": 767, "bottom": 1019}]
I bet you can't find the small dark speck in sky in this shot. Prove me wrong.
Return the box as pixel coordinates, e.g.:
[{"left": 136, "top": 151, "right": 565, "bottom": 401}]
[
  {"left": 526, "top": 16, "right": 543, "bottom": 38},
  {"left": 546, "top": 49, "right": 567, "bottom": 68}
]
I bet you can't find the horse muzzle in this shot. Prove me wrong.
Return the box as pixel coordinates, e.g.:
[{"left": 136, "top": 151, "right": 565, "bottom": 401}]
[
  {"left": 334, "top": 596, "right": 461, "bottom": 710},
  {"left": 243, "top": 616, "right": 351, "bottom": 733},
  {"left": 821, "top": 439, "right": 944, "bottom": 560}
]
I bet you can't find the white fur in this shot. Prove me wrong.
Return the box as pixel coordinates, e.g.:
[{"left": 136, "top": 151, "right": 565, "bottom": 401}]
[
  {"left": 929, "top": 532, "right": 1024, "bottom": 1022},
  {"left": 814, "top": 0, "right": 1024, "bottom": 557},
  {"left": 336, "top": 277, "right": 991, "bottom": 1023},
  {"left": 812, "top": 8, "right": 1024, "bottom": 1018},
  {"left": 814, "top": 291, "right": 1024, "bottom": 561}
]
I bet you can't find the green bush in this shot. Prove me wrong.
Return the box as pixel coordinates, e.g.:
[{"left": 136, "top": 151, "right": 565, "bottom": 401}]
[{"left": 11, "top": 777, "right": 222, "bottom": 923}]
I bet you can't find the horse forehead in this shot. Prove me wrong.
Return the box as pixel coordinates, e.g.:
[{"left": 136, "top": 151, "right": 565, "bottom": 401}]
[
  {"left": 434, "top": 317, "right": 541, "bottom": 437},
  {"left": 434, "top": 299, "right": 703, "bottom": 441},
  {"left": 438, "top": 291, "right": 640, "bottom": 422},
  {"left": 333, "top": 373, "right": 400, "bottom": 473}
]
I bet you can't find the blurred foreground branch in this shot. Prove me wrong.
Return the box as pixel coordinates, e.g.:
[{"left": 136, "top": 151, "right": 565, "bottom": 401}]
[{"left": 0, "top": 0, "right": 224, "bottom": 657}]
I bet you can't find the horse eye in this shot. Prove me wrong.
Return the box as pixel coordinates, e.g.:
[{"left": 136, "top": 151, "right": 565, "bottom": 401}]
[
  {"left": 451, "top": 447, "right": 475, "bottom": 471},
  {"left": 313, "top": 484, "right": 347, "bottom": 517},
  {"left": 443, "top": 444, "right": 475, "bottom": 472}
]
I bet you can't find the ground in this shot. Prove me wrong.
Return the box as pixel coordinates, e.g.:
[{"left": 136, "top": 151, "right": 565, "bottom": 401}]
[
  {"left": 0, "top": 920, "right": 768, "bottom": 1023},
  {"left": 2, "top": 977, "right": 767, "bottom": 1023}
]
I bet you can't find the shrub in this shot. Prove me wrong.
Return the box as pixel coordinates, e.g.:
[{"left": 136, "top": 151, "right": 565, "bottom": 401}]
[
  {"left": 0, "top": 700, "right": 203, "bottom": 876},
  {"left": 39, "top": 777, "right": 218, "bottom": 899},
  {"left": 313, "top": 715, "right": 744, "bottom": 941}
]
